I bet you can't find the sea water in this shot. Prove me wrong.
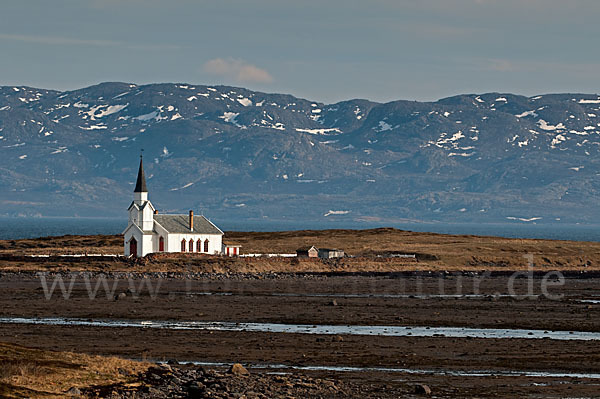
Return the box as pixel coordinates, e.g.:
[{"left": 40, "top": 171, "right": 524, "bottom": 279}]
[{"left": 0, "top": 217, "right": 598, "bottom": 242}]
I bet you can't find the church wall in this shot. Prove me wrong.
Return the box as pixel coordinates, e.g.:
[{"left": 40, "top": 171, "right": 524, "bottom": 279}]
[
  {"left": 141, "top": 234, "right": 154, "bottom": 257},
  {"left": 140, "top": 206, "right": 154, "bottom": 231},
  {"left": 166, "top": 233, "right": 223, "bottom": 254},
  {"left": 128, "top": 206, "right": 139, "bottom": 226}
]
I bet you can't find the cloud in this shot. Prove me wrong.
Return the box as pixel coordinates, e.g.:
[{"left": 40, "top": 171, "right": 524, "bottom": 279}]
[
  {"left": 487, "top": 59, "right": 515, "bottom": 72},
  {"left": 203, "top": 58, "right": 274, "bottom": 84}
]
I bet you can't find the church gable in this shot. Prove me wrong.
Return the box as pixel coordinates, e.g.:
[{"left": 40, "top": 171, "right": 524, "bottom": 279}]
[
  {"left": 123, "top": 221, "right": 143, "bottom": 236},
  {"left": 127, "top": 201, "right": 139, "bottom": 211}
]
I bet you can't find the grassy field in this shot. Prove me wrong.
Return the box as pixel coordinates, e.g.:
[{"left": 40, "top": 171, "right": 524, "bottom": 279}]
[{"left": 0, "top": 228, "right": 599, "bottom": 271}]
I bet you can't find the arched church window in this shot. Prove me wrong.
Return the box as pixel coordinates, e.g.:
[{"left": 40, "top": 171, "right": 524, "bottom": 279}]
[
  {"left": 189, "top": 239, "right": 194, "bottom": 252},
  {"left": 197, "top": 239, "right": 202, "bottom": 253},
  {"left": 159, "top": 237, "right": 164, "bottom": 252},
  {"left": 181, "top": 239, "right": 186, "bottom": 252},
  {"left": 204, "top": 239, "right": 209, "bottom": 253}
]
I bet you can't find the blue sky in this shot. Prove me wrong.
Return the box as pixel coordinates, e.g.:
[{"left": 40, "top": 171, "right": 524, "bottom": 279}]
[{"left": 1, "top": 0, "right": 599, "bottom": 103}]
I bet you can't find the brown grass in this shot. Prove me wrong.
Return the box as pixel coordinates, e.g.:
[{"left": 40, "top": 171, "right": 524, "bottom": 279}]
[
  {"left": 0, "top": 342, "right": 150, "bottom": 398},
  {"left": 224, "top": 228, "right": 600, "bottom": 270},
  {"left": 0, "top": 234, "right": 122, "bottom": 255},
  {"left": 1, "top": 228, "right": 599, "bottom": 272},
  {"left": 0, "top": 359, "right": 45, "bottom": 379}
]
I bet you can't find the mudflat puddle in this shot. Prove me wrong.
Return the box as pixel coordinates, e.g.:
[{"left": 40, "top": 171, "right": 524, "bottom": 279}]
[
  {"left": 177, "top": 292, "right": 525, "bottom": 299},
  {"left": 1, "top": 317, "right": 599, "bottom": 341},
  {"left": 167, "top": 360, "right": 600, "bottom": 380}
]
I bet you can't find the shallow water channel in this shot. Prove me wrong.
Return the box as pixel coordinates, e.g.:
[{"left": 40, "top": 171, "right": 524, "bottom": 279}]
[
  {"left": 161, "top": 360, "right": 600, "bottom": 380},
  {"left": 1, "top": 316, "right": 599, "bottom": 341}
]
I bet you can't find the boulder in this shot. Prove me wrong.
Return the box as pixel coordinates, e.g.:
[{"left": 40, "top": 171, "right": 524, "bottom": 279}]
[
  {"left": 228, "top": 363, "right": 250, "bottom": 376},
  {"left": 66, "top": 387, "right": 81, "bottom": 397},
  {"left": 414, "top": 383, "right": 432, "bottom": 395},
  {"left": 187, "top": 382, "right": 206, "bottom": 397}
]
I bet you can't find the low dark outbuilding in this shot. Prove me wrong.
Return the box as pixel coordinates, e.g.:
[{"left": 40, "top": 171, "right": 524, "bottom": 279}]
[{"left": 318, "top": 248, "right": 345, "bottom": 259}]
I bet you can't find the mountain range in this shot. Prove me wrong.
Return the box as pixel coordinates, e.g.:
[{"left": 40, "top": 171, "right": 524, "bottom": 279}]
[{"left": 1, "top": 82, "right": 599, "bottom": 225}]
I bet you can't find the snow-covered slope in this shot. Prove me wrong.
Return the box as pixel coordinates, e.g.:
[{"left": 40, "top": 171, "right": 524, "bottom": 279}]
[{"left": 0, "top": 82, "right": 598, "bottom": 224}]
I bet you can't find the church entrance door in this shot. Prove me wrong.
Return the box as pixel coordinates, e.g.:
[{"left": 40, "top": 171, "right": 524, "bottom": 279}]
[{"left": 129, "top": 238, "right": 138, "bottom": 257}]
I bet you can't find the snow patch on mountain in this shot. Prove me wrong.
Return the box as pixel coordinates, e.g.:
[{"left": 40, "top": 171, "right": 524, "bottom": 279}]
[
  {"left": 80, "top": 124, "right": 108, "bottom": 130},
  {"left": 515, "top": 110, "right": 538, "bottom": 118},
  {"left": 219, "top": 112, "right": 247, "bottom": 129},
  {"left": 87, "top": 104, "right": 128, "bottom": 119},
  {"left": 538, "top": 120, "right": 565, "bottom": 131},
  {"left": 134, "top": 110, "right": 160, "bottom": 122},
  {"left": 506, "top": 216, "right": 542, "bottom": 222},
  {"left": 170, "top": 182, "right": 194, "bottom": 191},
  {"left": 295, "top": 128, "right": 342, "bottom": 135},
  {"left": 448, "top": 152, "right": 474, "bottom": 157},
  {"left": 551, "top": 134, "right": 567, "bottom": 147},
  {"left": 579, "top": 99, "right": 600, "bottom": 104},
  {"left": 237, "top": 98, "right": 252, "bottom": 107},
  {"left": 50, "top": 147, "right": 68, "bottom": 154},
  {"left": 376, "top": 121, "right": 393, "bottom": 132},
  {"left": 324, "top": 210, "right": 350, "bottom": 217}
]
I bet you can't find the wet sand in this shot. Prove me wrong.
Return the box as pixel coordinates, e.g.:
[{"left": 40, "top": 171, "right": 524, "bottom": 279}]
[{"left": 1, "top": 273, "right": 600, "bottom": 397}]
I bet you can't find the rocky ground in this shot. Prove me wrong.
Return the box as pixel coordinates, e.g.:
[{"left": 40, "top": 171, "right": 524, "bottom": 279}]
[{"left": 84, "top": 363, "right": 363, "bottom": 399}]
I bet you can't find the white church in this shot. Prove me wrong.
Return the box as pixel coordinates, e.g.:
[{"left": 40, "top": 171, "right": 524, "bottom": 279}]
[{"left": 123, "top": 156, "right": 229, "bottom": 257}]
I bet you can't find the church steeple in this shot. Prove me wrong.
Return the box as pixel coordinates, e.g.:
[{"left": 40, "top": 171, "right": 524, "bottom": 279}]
[
  {"left": 130, "top": 153, "right": 154, "bottom": 231},
  {"left": 134, "top": 155, "right": 148, "bottom": 193}
]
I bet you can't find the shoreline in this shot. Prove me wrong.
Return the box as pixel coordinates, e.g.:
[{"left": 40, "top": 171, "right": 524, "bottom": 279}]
[{"left": 1, "top": 220, "right": 600, "bottom": 242}]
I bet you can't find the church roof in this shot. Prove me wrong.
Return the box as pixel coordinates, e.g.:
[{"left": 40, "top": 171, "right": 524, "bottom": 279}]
[
  {"left": 154, "top": 214, "right": 223, "bottom": 235},
  {"left": 134, "top": 157, "right": 148, "bottom": 193},
  {"left": 127, "top": 200, "right": 155, "bottom": 211}
]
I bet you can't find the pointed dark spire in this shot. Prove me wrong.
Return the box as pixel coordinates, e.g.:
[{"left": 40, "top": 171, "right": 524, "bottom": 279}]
[{"left": 134, "top": 154, "right": 148, "bottom": 193}]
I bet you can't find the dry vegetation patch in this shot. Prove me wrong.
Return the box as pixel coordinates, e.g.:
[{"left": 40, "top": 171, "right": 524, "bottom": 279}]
[
  {"left": 224, "top": 228, "right": 600, "bottom": 270},
  {"left": 0, "top": 234, "right": 122, "bottom": 255},
  {"left": 0, "top": 342, "right": 150, "bottom": 398},
  {"left": 1, "top": 228, "right": 599, "bottom": 272}
]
